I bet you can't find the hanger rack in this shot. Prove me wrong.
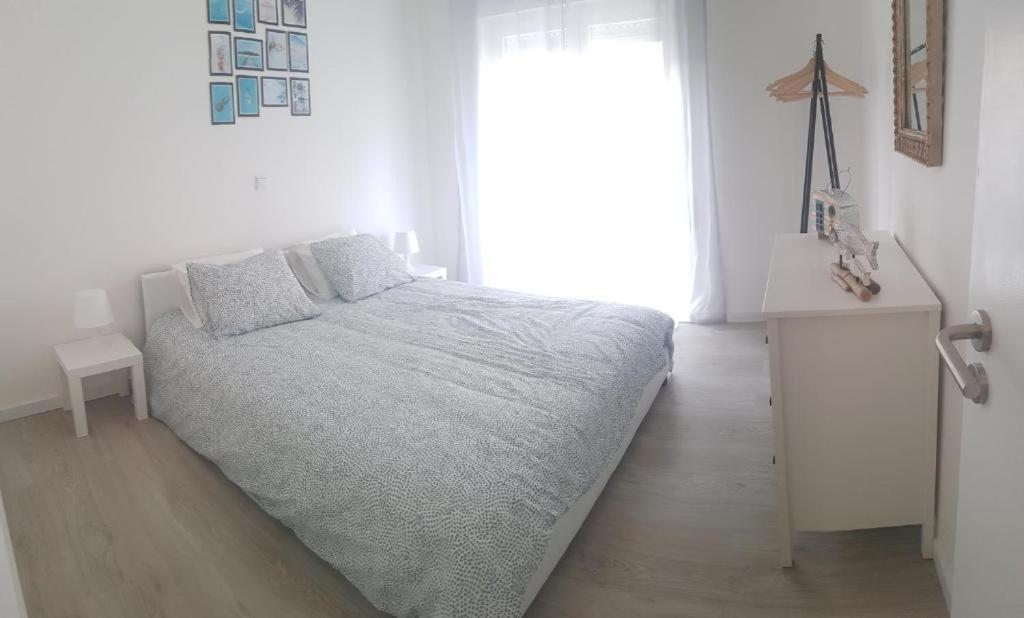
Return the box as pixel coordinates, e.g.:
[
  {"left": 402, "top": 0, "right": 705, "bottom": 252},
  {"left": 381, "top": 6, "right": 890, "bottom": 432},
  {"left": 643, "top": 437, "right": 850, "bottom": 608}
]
[{"left": 767, "top": 34, "right": 867, "bottom": 233}]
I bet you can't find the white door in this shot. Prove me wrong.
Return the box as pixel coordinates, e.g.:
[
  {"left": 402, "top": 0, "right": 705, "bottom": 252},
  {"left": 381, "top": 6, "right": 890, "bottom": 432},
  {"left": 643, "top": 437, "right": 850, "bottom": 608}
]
[{"left": 949, "top": 2, "right": 1024, "bottom": 616}]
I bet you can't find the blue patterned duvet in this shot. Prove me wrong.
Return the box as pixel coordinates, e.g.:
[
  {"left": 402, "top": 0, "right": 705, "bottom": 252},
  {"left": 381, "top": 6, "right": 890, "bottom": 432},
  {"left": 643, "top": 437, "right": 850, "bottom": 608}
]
[{"left": 145, "top": 279, "right": 674, "bottom": 617}]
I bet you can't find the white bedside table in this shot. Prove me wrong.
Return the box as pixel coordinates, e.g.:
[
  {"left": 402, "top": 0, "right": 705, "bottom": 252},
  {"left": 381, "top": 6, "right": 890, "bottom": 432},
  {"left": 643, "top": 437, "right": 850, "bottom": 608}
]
[
  {"left": 54, "top": 333, "right": 148, "bottom": 438},
  {"left": 411, "top": 264, "right": 448, "bottom": 280}
]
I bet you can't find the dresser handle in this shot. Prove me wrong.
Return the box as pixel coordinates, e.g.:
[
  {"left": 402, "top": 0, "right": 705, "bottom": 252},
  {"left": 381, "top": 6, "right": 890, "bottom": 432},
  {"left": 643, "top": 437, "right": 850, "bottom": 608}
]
[{"left": 936, "top": 310, "right": 992, "bottom": 404}]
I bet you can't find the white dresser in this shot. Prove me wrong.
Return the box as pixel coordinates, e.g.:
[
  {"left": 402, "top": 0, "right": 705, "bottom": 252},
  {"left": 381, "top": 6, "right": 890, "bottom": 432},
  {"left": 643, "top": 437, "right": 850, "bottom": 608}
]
[{"left": 762, "top": 232, "right": 941, "bottom": 567}]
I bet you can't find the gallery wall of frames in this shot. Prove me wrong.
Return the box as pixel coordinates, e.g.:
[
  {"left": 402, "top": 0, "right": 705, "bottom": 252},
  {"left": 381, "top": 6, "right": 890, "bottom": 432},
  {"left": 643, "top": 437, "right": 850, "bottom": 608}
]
[{"left": 207, "top": 0, "right": 311, "bottom": 125}]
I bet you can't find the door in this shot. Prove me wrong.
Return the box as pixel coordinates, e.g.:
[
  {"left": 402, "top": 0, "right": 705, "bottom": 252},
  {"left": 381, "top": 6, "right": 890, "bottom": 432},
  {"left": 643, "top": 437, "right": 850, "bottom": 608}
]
[{"left": 949, "top": 2, "right": 1024, "bottom": 616}]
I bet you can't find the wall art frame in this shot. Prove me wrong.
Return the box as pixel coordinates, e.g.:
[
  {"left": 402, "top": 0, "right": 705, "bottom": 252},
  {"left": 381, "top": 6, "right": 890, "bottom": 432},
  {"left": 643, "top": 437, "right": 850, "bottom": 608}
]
[
  {"left": 210, "top": 82, "right": 236, "bottom": 125},
  {"left": 208, "top": 31, "right": 233, "bottom": 76},
  {"left": 290, "top": 78, "right": 311, "bottom": 116},
  {"left": 235, "top": 37, "right": 265, "bottom": 71}
]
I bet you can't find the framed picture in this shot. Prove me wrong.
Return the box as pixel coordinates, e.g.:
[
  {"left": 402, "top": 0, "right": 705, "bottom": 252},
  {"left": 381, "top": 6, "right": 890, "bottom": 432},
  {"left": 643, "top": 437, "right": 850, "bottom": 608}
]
[
  {"left": 261, "top": 77, "right": 289, "bottom": 107},
  {"left": 210, "top": 82, "right": 236, "bottom": 125},
  {"left": 234, "top": 37, "right": 264, "bottom": 71},
  {"left": 282, "top": 0, "right": 307, "bottom": 28},
  {"left": 266, "top": 29, "right": 288, "bottom": 71},
  {"left": 208, "top": 32, "right": 232, "bottom": 76},
  {"left": 207, "top": 0, "right": 230, "bottom": 24},
  {"left": 257, "top": 0, "right": 279, "bottom": 25},
  {"left": 237, "top": 76, "right": 260, "bottom": 117},
  {"left": 288, "top": 32, "right": 309, "bottom": 72},
  {"left": 290, "top": 78, "right": 311, "bottom": 116},
  {"left": 234, "top": 0, "right": 256, "bottom": 33}
]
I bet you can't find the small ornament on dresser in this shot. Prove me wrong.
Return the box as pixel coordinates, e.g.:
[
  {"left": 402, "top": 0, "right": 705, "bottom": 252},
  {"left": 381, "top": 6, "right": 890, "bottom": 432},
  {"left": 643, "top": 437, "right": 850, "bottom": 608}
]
[{"left": 811, "top": 188, "right": 881, "bottom": 301}]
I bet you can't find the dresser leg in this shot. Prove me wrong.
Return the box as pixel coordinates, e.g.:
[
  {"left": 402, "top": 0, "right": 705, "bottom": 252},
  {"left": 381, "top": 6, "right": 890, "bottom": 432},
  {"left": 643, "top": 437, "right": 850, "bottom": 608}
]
[{"left": 68, "top": 378, "right": 88, "bottom": 438}]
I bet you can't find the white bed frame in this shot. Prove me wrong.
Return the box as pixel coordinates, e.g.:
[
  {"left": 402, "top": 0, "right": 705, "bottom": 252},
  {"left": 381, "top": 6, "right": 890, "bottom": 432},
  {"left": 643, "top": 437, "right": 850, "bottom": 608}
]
[
  {"left": 520, "top": 363, "right": 668, "bottom": 612},
  {"left": 139, "top": 270, "right": 669, "bottom": 614}
]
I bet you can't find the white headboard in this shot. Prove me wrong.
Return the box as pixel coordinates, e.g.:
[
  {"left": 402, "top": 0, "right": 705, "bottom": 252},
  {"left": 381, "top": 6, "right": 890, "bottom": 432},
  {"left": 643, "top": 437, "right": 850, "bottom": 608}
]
[{"left": 141, "top": 271, "right": 182, "bottom": 335}]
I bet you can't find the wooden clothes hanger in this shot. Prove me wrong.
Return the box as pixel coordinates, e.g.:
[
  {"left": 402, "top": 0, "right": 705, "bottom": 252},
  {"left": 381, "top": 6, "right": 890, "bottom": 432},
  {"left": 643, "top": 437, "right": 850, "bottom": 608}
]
[
  {"left": 767, "top": 50, "right": 868, "bottom": 102},
  {"left": 766, "top": 58, "right": 814, "bottom": 94}
]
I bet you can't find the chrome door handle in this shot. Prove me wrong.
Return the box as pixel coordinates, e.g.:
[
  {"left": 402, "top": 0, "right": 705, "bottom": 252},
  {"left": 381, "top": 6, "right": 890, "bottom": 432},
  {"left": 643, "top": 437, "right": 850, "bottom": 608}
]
[{"left": 936, "top": 310, "right": 992, "bottom": 404}]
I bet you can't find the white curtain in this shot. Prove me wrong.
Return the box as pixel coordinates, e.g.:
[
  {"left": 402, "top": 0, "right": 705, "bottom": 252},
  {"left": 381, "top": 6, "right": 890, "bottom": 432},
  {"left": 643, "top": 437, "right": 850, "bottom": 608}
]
[{"left": 450, "top": 0, "right": 724, "bottom": 322}]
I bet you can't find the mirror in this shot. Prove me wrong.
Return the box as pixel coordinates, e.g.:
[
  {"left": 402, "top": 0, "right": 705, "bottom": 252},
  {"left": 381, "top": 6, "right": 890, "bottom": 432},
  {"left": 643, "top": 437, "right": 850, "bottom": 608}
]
[
  {"left": 893, "top": 0, "right": 945, "bottom": 166},
  {"left": 904, "top": 0, "right": 928, "bottom": 132}
]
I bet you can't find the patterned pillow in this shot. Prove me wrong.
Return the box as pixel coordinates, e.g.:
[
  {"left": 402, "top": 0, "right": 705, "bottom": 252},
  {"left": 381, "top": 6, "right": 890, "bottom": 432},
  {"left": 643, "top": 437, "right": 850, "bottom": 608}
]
[
  {"left": 187, "top": 250, "right": 322, "bottom": 337},
  {"left": 310, "top": 234, "right": 414, "bottom": 301}
]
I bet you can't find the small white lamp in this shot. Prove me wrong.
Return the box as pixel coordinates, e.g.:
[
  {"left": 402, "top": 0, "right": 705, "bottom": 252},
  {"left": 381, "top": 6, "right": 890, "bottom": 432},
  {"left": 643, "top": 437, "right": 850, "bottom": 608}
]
[
  {"left": 393, "top": 231, "right": 420, "bottom": 269},
  {"left": 74, "top": 289, "right": 114, "bottom": 339}
]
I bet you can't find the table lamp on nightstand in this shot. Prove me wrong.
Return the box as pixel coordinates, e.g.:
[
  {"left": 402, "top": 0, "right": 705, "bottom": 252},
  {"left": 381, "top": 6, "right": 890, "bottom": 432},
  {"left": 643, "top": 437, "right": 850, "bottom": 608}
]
[
  {"left": 394, "top": 231, "right": 420, "bottom": 270},
  {"left": 74, "top": 289, "right": 114, "bottom": 340}
]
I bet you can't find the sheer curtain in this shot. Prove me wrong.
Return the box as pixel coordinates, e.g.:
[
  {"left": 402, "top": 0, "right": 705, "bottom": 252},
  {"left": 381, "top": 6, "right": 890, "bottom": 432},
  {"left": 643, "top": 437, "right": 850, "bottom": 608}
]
[{"left": 450, "top": 0, "right": 723, "bottom": 322}]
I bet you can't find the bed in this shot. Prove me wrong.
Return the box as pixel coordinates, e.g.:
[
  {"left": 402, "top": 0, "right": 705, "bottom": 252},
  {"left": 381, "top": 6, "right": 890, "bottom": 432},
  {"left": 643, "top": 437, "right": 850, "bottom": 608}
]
[{"left": 141, "top": 272, "right": 674, "bottom": 617}]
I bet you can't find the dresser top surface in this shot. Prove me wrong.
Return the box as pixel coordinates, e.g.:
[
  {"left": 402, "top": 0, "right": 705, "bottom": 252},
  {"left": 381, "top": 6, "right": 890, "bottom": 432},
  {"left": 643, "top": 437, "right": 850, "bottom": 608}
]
[{"left": 762, "top": 231, "right": 941, "bottom": 319}]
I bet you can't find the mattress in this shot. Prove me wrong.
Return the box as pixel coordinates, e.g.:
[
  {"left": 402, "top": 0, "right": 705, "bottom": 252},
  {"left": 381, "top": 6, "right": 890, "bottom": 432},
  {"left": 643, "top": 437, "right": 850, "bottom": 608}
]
[{"left": 144, "top": 279, "right": 674, "bottom": 617}]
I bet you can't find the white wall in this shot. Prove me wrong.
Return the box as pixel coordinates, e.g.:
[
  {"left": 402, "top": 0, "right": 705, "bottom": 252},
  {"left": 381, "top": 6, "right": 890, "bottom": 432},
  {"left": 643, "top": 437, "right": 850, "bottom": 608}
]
[
  {"left": 860, "top": 0, "right": 985, "bottom": 597},
  {"left": 707, "top": 0, "right": 868, "bottom": 322},
  {"left": 0, "top": 1, "right": 434, "bottom": 413}
]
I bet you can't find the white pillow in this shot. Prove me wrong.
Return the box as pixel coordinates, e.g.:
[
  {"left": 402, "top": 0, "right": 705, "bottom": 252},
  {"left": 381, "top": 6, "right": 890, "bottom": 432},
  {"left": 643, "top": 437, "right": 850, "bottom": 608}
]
[
  {"left": 285, "top": 230, "right": 357, "bottom": 299},
  {"left": 172, "top": 248, "right": 264, "bottom": 328}
]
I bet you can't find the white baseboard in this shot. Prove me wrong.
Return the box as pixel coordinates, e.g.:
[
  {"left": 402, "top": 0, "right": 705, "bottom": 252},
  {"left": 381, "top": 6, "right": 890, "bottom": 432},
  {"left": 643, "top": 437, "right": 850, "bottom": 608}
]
[
  {"left": 933, "top": 537, "right": 954, "bottom": 610},
  {"left": 726, "top": 311, "right": 766, "bottom": 323},
  {"left": 0, "top": 371, "right": 129, "bottom": 424},
  {"left": 0, "top": 396, "right": 63, "bottom": 424}
]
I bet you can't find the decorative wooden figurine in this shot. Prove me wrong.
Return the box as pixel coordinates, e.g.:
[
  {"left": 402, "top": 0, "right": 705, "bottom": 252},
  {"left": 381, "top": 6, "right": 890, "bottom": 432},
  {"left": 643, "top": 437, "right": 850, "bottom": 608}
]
[{"left": 811, "top": 188, "right": 880, "bottom": 301}]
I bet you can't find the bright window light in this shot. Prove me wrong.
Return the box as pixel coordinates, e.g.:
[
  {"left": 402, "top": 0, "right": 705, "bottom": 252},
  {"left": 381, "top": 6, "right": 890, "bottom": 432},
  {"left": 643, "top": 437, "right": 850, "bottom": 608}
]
[{"left": 476, "top": 7, "right": 694, "bottom": 319}]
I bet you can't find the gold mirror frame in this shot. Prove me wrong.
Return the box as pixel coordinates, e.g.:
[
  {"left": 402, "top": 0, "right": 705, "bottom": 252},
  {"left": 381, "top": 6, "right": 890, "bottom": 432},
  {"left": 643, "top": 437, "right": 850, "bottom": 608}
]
[{"left": 892, "top": 0, "right": 945, "bottom": 167}]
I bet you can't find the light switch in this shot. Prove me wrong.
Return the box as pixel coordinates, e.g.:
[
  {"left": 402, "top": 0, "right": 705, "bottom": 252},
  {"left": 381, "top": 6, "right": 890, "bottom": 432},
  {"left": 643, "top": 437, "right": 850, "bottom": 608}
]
[{"left": 254, "top": 176, "right": 268, "bottom": 191}]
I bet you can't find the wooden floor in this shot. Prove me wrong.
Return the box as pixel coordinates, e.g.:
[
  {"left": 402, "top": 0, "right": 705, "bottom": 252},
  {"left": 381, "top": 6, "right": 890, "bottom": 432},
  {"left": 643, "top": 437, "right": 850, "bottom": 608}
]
[{"left": 0, "top": 324, "right": 948, "bottom": 617}]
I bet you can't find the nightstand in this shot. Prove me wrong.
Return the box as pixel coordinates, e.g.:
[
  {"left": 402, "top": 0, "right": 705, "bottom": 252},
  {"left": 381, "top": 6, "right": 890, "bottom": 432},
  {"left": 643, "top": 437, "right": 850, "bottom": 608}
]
[
  {"left": 411, "top": 264, "right": 448, "bottom": 280},
  {"left": 54, "top": 333, "right": 148, "bottom": 438}
]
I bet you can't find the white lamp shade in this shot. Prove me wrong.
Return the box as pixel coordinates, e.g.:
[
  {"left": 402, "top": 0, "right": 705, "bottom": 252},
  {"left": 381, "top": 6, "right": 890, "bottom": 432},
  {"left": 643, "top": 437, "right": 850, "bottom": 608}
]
[
  {"left": 393, "top": 231, "right": 420, "bottom": 256},
  {"left": 74, "top": 289, "right": 114, "bottom": 330}
]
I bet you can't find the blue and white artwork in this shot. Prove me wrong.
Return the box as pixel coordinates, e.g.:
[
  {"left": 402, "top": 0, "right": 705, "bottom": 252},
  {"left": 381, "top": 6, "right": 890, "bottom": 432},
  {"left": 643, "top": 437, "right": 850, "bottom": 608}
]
[
  {"left": 208, "top": 0, "right": 230, "bottom": 24},
  {"left": 258, "top": 0, "right": 279, "bottom": 25},
  {"left": 290, "top": 78, "right": 311, "bottom": 116},
  {"left": 234, "top": 0, "right": 256, "bottom": 33},
  {"left": 208, "top": 32, "right": 232, "bottom": 76},
  {"left": 235, "top": 37, "right": 264, "bottom": 71},
  {"left": 261, "top": 77, "right": 288, "bottom": 107},
  {"left": 282, "top": 0, "right": 307, "bottom": 28},
  {"left": 237, "top": 77, "right": 259, "bottom": 116},
  {"left": 266, "top": 30, "right": 288, "bottom": 71},
  {"left": 210, "top": 83, "right": 235, "bottom": 125},
  {"left": 288, "top": 33, "right": 308, "bottom": 72},
  {"left": 205, "top": 0, "right": 310, "bottom": 124}
]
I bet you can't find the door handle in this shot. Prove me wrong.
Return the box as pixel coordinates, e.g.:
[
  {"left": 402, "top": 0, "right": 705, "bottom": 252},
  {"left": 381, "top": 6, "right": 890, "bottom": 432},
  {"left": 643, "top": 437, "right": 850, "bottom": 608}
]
[{"left": 936, "top": 310, "right": 992, "bottom": 404}]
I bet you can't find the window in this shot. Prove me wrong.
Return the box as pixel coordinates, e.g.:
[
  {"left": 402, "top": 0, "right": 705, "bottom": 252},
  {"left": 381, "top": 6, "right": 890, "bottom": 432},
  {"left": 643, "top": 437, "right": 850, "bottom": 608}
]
[{"left": 474, "top": 0, "right": 693, "bottom": 318}]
